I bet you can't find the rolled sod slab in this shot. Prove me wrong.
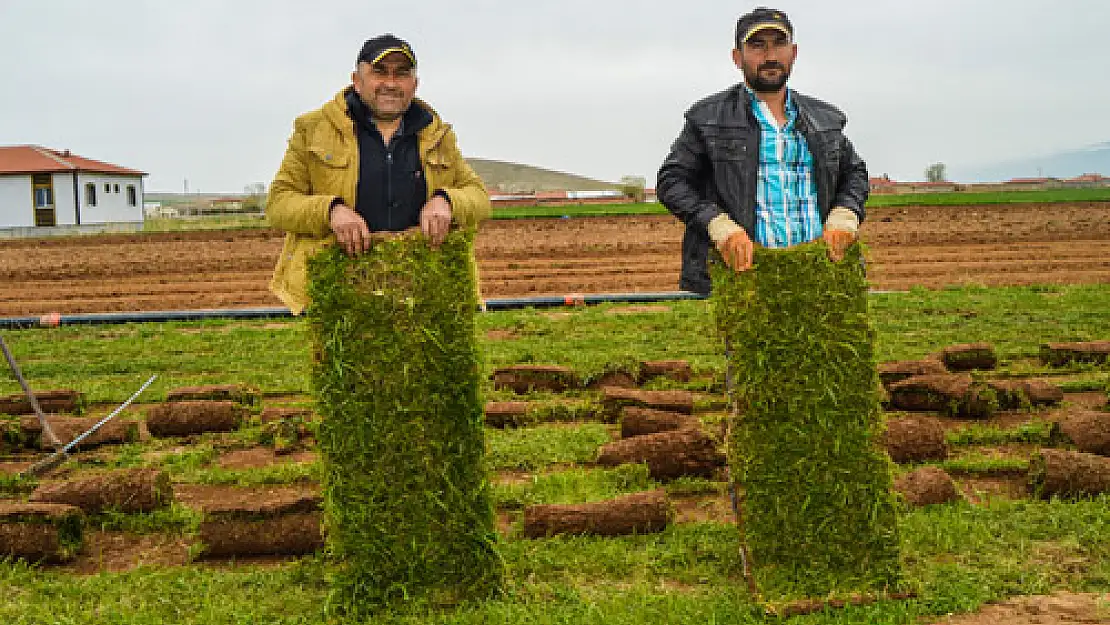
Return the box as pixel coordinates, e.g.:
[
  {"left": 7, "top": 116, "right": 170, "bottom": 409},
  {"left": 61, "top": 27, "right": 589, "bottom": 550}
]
[
  {"left": 20, "top": 415, "right": 138, "bottom": 450},
  {"left": 166, "top": 384, "right": 261, "bottom": 406},
  {"left": 197, "top": 492, "right": 323, "bottom": 557},
  {"left": 483, "top": 401, "right": 532, "bottom": 428},
  {"left": 988, "top": 379, "right": 1064, "bottom": 410},
  {"left": 639, "top": 360, "right": 693, "bottom": 383},
  {"left": 712, "top": 244, "right": 902, "bottom": 599},
  {"left": 888, "top": 374, "right": 972, "bottom": 413},
  {"left": 601, "top": 387, "right": 694, "bottom": 421},
  {"left": 619, "top": 406, "right": 691, "bottom": 439},
  {"left": 888, "top": 374, "right": 997, "bottom": 418},
  {"left": 491, "top": 365, "right": 581, "bottom": 394},
  {"left": 939, "top": 342, "right": 998, "bottom": 371},
  {"left": 1029, "top": 449, "right": 1110, "bottom": 498},
  {"left": 523, "top": 489, "right": 672, "bottom": 538},
  {"left": 1041, "top": 341, "right": 1110, "bottom": 367},
  {"left": 883, "top": 416, "right": 948, "bottom": 463},
  {"left": 587, "top": 370, "right": 638, "bottom": 389},
  {"left": 596, "top": 428, "right": 723, "bottom": 479},
  {"left": 0, "top": 389, "right": 83, "bottom": 415},
  {"left": 145, "top": 401, "right": 247, "bottom": 437},
  {"left": 894, "top": 466, "right": 960, "bottom": 507},
  {"left": 308, "top": 233, "right": 503, "bottom": 610},
  {"left": 30, "top": 468, "right": 173, "bottom": 513},
  {"left": 1055, "top": 410, "right": 1110, "bottom": 456},
  {"left": 0, "top": 502, "right": 83, "bottom": 562},
  {"left": 877, "top": 359, "right": 948, "bottom": 390}
]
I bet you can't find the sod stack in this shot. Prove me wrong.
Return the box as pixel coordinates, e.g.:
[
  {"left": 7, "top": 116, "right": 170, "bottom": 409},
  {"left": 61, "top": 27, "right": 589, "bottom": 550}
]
[
  {"left": 307, "top": 233, "right": 502, "bottom": 612},
  {"left": 711, "top": 243, "right": 902, "bottom": 600}
]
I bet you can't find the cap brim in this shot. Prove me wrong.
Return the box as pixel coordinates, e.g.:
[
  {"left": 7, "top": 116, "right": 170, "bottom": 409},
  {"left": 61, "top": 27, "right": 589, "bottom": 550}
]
[
  {"left": 743, "top": 23, "right": 792, "bottom": 43},
  {"left": 369, "top": 47, "right": 416, "bottom": 67}
]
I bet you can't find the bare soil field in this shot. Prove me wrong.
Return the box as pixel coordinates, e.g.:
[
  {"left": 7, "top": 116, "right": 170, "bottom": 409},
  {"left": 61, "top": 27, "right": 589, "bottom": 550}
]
[{"left": 1, "top": 202, "right": 1108, "bottom": 315}]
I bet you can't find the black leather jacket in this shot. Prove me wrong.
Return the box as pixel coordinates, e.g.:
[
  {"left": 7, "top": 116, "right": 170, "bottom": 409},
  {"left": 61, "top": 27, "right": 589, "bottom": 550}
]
[{"left": 657, "top": 84, "right": 869, "bottom": 294}]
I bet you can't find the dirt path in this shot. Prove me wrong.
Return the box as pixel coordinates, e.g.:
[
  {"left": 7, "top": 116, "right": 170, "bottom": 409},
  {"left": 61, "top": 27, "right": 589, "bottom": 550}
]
[{"left": 2, "top": 202, "right": 1108, "bottom": 315}]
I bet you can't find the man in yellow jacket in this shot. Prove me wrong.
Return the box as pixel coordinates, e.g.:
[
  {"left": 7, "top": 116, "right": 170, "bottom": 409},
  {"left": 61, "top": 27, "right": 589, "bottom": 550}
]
[{"left": 267, "top": 34, "right": 491, "bottom": 314}]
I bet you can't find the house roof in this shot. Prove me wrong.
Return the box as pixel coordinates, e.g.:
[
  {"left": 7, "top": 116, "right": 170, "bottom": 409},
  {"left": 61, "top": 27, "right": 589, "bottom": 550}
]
[{"left": 0, "top": 145, "right": 145, "bottom": 176}]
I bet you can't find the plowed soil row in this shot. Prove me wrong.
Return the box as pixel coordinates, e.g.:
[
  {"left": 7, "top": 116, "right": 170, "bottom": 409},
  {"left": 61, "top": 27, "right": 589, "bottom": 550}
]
[{"left": 1, "top": 202, "right": 1108, "bottom": 315}]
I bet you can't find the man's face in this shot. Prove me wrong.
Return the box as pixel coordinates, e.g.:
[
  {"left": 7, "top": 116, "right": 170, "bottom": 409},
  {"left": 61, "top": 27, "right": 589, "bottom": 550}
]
[
  {"left": 352, "top": 52, "right": 418, "bottom": 122},
  {"left": 732, "top": 28, "right": 797, "bottom": 93}
]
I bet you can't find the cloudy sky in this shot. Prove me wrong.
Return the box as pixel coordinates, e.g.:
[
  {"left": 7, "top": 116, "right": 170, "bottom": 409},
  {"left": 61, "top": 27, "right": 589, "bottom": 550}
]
[{"left": 2, "top": 0, "right": 1108, "bottom": 192}]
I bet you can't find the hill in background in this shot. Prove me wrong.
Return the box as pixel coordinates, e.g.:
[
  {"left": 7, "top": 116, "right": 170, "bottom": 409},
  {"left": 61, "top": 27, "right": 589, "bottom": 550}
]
[{"left": 467, "top": 158, "right": 619, "bottom": 193}]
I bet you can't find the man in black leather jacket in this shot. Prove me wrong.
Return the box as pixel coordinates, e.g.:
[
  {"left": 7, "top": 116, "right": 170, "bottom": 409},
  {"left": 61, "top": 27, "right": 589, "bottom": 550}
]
[{"left": 657, "top": 7, "right": 869, "bottom": 295}]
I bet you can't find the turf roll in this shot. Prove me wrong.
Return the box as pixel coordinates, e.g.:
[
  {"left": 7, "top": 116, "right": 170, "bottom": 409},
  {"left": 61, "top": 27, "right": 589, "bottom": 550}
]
[
  {"left": 491, "top": 365, "right": 580, "bottom": 393},
  {"left": 711, "top": 243, "right": 903, "bottom": 600},
  {"left": 20, "top": 415, "right": 138, "bottom": 450},
  {"left": 307, "top": 231, "right": 502, "bottom": 612},
  {"left": 523, "top": 489, "right": 672, "bottom": 538},
  {"left": 145, "top": 401, "right": 247, "bottom": 437},
  {"left": 1029, "top": 449, "right": 1110, "bottom": 498},
  {"left": 893, "top": 466, "right": 960, "bottom": 507},
  {"left": 0, "top": 502, "right": 83, "bottom": 562},
  {"left": 1054, "top": 410, "right": 1110, "bottom": 456},
  {"left": 0, "top": 389, "right": 83, "bottom": 415},
  {"left": 619, "top": 406, "right": 691, "bottom": 439},
  {"left": 601, "top": 387, "right": 695, "bottom": 420},
  {"left": 877, "top": 359, "right": 948, "bottom": 389},
  {"left": 197, "top": 492, "right": 323, "bottom": 558},
  {"left": 30, "top": 468, "right": 173, "bottom": 513},
  {"left": 883, "top": 416, "right": 948, "bottom": 463},
  {"left": 596, "top": 428, "right": 723, "bottom": 479}
]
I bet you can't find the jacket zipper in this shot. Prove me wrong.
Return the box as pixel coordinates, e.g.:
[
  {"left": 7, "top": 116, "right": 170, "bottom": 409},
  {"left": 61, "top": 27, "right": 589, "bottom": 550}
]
[{"left": 386, "top": 149, "right": 394, "bottom": 230}]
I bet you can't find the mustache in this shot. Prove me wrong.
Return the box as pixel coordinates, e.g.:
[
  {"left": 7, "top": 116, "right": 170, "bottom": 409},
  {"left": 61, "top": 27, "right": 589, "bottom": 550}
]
[
  {"left": 375, "top": 88, "right": 405, "bottom": 97},
  {"left": 758, "top": 62, "right": 785, "bottom": 72}
]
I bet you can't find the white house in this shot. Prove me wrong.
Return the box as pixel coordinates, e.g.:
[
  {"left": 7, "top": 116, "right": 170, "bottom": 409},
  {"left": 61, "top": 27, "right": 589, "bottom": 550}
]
[{"left": 0, "top": 145, "right": 146, "bottom": 230}]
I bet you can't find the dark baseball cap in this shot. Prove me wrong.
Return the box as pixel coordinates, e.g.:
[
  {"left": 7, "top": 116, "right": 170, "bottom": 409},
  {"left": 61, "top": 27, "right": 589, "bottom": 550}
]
[
  {"left": 356, "top": 34, "right": 417, "bottom": 68},
  {"left": 735, "top": 7, "right": 794, "bottom": 46}
]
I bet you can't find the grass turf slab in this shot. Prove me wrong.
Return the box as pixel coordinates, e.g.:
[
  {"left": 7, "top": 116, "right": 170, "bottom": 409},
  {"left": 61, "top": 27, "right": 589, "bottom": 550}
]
[
  {"left": 307, "top": 232, "right": 503, "bottom": 613},
  {"left": 711, "top": 243, "right": 903, "bottom": 600}
]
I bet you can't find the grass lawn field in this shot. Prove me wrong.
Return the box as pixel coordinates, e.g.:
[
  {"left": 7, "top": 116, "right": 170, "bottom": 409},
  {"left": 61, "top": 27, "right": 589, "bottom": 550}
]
[{"left": 1, "top": 283, "right": 1109, "bottom": 624}]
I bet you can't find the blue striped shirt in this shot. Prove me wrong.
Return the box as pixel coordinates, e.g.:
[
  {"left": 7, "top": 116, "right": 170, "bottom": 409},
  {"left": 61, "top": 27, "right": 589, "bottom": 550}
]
[{"left": 746, "top": 88, "right": 821, "bottom": 247}]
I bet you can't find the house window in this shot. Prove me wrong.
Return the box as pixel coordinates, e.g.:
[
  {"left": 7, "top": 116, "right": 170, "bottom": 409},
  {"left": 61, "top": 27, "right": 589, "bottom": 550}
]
[
  {"left": 32, "top": 174, "right": 54, "bottom": 208},
  {"left": 114, "top": 183, "right": 120, "bottom": 194},
  {"left": 86, "top": 183, "right": 97, "bottom": 207},
  {"left": 105, "top": 183, "right": 110, "bottom": 193},
  {"left": 127, "top": 185, "right": 137, "bottom": 207}
]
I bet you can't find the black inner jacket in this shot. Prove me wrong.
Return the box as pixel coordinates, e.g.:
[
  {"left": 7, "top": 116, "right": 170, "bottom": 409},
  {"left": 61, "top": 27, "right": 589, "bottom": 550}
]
[{"left": 345, "top": 88, "right": 431, "bottom": 232}]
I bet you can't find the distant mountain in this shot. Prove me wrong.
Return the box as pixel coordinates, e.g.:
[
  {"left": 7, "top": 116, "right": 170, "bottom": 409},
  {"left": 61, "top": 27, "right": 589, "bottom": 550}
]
[
  {"left": 466, "top": 158, "right": 618, "bottom": 193},
  {"left": 953, "top": 141, "right": 1110, "bottom": 182}
]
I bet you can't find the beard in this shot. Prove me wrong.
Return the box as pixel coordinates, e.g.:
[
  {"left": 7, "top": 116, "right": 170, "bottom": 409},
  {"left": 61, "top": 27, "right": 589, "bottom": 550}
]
[{"left": 744, "top": 61, "right": 791, "bottom": 93}]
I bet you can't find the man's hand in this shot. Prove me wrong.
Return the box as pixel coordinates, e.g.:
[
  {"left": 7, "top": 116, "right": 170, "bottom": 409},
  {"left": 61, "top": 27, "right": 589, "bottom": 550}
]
[
  {"left": 420, "top": 193, "right": 452, "bottom": 248},
  {"left": 329, "top": 203, "right": 371, "bottom": 256},
  {"left": 822, "top": 228, "right": 857, "bottom": 263},
  {"left": 719, "top": 229, "right": 755, "bottom": 272}
]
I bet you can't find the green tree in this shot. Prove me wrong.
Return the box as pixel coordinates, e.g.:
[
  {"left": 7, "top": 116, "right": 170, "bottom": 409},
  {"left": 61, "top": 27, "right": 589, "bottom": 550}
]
[
  {"left": 924, "top": 163, "right": 947, "bottom": 183},
  {"left": 618, "top": 175, "right": 646, "bottom": 203}
]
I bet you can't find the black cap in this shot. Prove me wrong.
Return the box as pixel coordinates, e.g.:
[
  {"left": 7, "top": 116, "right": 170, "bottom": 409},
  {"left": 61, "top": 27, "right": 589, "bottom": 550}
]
[
  {"left": 735, "top": 7, "right": 794, "bottom": 48},
  {"left": 356, "top": 34, "right": 417, "bottom": 68}
]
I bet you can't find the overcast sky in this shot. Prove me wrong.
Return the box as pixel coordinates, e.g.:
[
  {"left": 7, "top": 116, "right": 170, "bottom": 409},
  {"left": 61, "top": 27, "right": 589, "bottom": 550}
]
[{"left": 2, "top": 0, "right": 1108, "bottom": 192}]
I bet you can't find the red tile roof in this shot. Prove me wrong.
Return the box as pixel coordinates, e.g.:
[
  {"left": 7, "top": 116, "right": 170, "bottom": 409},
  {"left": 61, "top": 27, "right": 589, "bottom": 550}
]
[{"left": 0, "top": 145, "right": 145, "bottom": 176}]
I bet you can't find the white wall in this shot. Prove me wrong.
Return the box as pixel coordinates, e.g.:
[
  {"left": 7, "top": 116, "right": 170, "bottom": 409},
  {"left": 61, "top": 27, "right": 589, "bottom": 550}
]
[
  {"left": 75, "top": 173, "right": 144, "bottom": 224},
  {"left": 0, "top": 175, "right": 33, "bottom": 228},
  {"left": 52, "top": 172, "right": 77, "bottom": 226}
]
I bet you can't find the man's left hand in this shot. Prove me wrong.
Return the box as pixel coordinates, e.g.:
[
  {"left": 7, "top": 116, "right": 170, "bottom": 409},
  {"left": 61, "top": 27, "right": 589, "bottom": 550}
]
[
  {"left": 823, "top": 228, "right": 857, "bottom": 263},
  {"left": 419, "top": 194, "right": 452, "bottom": 248}
]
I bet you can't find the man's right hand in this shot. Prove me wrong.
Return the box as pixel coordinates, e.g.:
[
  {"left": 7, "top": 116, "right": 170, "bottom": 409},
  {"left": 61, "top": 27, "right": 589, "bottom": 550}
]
[
  {"left": 718, "top": 229, "right": 755, "bottom": 273},
  {"left": 329, "top": 203, "right": 371, "bottom": 256}
]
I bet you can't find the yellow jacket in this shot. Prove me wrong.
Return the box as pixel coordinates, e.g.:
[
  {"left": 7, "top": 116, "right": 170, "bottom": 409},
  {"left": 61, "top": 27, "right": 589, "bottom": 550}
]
[{"left": 267, "top": 89, "right": 491, "bottom": 314}]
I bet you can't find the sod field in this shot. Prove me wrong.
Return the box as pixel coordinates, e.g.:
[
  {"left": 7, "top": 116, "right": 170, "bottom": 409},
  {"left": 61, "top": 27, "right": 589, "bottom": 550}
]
[{"left": 1, "top": 283, "right": 1109, "bottom": 624}]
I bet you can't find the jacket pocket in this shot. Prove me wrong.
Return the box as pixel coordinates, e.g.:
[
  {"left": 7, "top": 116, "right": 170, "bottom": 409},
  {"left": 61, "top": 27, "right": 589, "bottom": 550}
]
[
  {"left": 308, "top": 146, "right": 350, "bottom": 168},
  {"left": 705, "top": 136, "right": 746, "bottom": 162}
]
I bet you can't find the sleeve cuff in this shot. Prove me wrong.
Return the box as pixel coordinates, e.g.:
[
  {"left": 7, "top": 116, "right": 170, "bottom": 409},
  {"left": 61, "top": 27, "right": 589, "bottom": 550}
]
[
  {"left": 825, "top": 207, "right": 860, "bottom": 233},
  {"left": 707, "top": 214, "right": 743, "bottom": 246}
]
